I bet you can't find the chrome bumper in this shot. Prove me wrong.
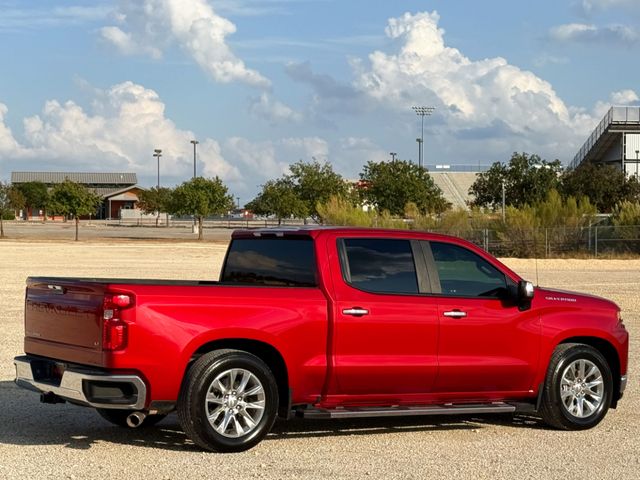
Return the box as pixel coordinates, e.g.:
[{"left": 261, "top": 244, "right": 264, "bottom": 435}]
[{"left": 14, "top": 356, "right": 147, "bottom": 410}]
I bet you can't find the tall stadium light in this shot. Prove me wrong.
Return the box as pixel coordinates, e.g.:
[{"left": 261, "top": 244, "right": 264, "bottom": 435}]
[
  {"left": 153, "top": 149, "right": 162, "bottom": 188},
  {"left": 412, "top": 106, "right": 435, "bottom": 168},
  {"left": 190, "top": 140, "right": 199, "bottom": 179},
  {"left": 415, "top": 138, "right": 422, "bottom": 167},
  {"left": 390, "top": 152, "right": 397, "bottom": 161}
]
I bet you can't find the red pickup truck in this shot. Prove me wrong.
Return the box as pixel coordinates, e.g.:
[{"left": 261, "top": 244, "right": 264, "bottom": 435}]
[{"left": 14, "top": 227, "right": 628, "bottom": 452}]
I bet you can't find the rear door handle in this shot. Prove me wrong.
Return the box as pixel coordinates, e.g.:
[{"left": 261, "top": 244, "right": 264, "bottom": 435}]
[
  {"left": 342, "top": 307, "right": 369, "bottom": 316},
  {"left": 443, "top": 310, "right": 467, "bottom": 318}
]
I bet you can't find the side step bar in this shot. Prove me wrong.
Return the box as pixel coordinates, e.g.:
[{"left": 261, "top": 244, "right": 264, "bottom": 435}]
[{"left": 300, "top": 402, "right": 516, "bottom": 419}]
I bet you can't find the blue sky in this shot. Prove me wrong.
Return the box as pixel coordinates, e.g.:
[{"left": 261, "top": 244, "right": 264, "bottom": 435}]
[{"left": 0, "top": 0, "right": 639, "bottom": 201}]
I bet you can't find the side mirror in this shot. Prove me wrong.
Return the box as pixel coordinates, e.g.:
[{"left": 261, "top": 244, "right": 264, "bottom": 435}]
[{"left": 518, "top": 280, "right": 535, "bottom": 302}]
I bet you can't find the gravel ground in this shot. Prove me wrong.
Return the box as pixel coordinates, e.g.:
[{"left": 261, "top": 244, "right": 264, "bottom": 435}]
[{"left": 0, "top": 240, "right": 637, "bottom": 479}]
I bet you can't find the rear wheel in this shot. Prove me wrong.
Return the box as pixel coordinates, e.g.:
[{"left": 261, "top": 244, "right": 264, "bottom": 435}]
[
  {"left": 96, "top": 409, "right": 167, "bottom": 428},
  {"left": 177, "top": 349, "right": 278, "bottom": 452},
  {"left": 540, "top": 343, "right": 612, "bottom": 430}
]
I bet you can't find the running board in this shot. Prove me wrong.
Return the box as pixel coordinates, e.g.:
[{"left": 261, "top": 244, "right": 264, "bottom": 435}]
[{"left": 300, "top": 402, "right": 516, "bottom": 419}]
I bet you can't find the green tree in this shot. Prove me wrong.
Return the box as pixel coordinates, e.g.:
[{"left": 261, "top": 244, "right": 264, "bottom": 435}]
[
  {"left": 0, "top": 182, "right": 25, "bottom": 238},
  {"left": 469, "top": 152, "right": 562, "bottom": 209},
  {"left": 16, "top": 181, "right": 49, "bottom": 220},
  {"left": 288, "top": 160, "right": 347, "bottom": 222},
  {"left": 359, "top": 160, "right": 449, "bottom": 216},
  {"left": 246, "top": 179, "right": 307, "bottom": 225},
  {"left": 170, "top": 177, "right": 234, "bottom": 240},
  {"left": 48, "top": 179, "right": 101, "bottom": 241},
  {"left": 560, "top": 162, "right": 640, "bottom": 212},
  {"left": 137, "top": 187, "right": 173, "bottom": 227}
]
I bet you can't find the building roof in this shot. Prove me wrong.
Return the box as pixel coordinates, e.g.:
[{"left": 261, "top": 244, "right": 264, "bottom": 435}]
[
  {"left": 570, "top": 106, "right": 640, "bottom": 169},
  {"left": 11, "top": 172, "right": 137, "bottom": 185}
]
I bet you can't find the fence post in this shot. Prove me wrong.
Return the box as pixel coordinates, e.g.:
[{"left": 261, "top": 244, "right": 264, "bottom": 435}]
[
  {"left": 483, "top": 229, "right": 489, "bottom": 252},
  {"left": 594, "top": 226, "right": 598, "bottom": 258},
  {"left": 545, "top": 228, "right": 548, "bottom": 258}
]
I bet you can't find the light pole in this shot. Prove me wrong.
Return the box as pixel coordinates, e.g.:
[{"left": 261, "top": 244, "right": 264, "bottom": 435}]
[
  {"left": 190, "top": 140, "right": 199, "bottom": 179},
  {"left": 390, "top": 152, "right": 397, "bottom": 161},
  {"left": 236, "top": 196, "right": 240, "bottom": 209},
  {"left": 153, "top": 149, "right": 162, "bottom": 188},
  {"left": 411, "top": 106, "right": 435, "bottom": 168},
  {"left": 636, "top": 150, "right": 639, "bottom": 178}
]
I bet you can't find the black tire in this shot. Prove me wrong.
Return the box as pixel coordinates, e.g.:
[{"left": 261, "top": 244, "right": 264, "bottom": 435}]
[
  {"left": 539, "top": 343, "right": 612, "bottom": 430},
  {"left": 177, "top": 349, "right": 279, "bottom": 453},
  {"left": 96, "top": 409, "right": 167, "bottom": 428}
]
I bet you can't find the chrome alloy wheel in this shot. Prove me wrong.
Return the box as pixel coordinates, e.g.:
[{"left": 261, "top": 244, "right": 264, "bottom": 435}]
[
  {"left": 560, "top": 359, "right": 604, "bottom": 419},
  {"left": 205, "top": 368, "right": 266, "bottom": 438}
]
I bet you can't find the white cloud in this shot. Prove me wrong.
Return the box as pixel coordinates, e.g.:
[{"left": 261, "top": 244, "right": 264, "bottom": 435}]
[
  {"left": 99, "top": 26, "right": 162, "bottom": 59},
  {"left": 248, "top": 93, "right": 302, "bottom": 124},
  {"left": 549, "top": 22, "right": 639, "bottom": 45},
  {"left": 0, "top": 81, "right": 240, "bottom": 186},
  {"left": 223, "top": 136, "right": 330, "bottom": 185},
  {"left": 611, "top": 89, "right": 639, "bottom": 105},
  {"left": 578, "top": 0, "right": 639, "bottom": 14},
  {"left": 101, "top": 0, "right": 269, "bottom": 88},
  {"left": 347, "top": 11, "right": 624, "bottom": 161}
]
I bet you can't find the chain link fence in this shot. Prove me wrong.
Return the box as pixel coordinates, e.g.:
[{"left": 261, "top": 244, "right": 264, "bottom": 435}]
[{"left": 427, "top": 225, "right": 640, "bottom": 257}]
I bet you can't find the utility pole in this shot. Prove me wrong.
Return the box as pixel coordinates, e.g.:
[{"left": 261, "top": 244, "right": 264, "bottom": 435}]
[
  {"left": 190, "top": 140, "right": 199, "bottom": 179},
  {"left": 390, "top": 152, "right": 397, "bottom": 161},
  {"left": 153, "top": 149, "right": 162, "bottom": 188},
  {"left": 411, "top": 106, "right": 435, "bottom": 168}
]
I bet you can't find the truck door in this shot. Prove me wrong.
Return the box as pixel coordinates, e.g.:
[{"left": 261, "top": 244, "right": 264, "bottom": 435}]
[
  {"left": 423, "top": 241, "right": 540, "bottom": 394},
  {"left": 326, "top": 236, "right": 439, "bottom": 400}
]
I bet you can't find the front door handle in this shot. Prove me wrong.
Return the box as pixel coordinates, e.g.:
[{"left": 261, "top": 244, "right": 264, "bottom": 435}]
[
  {"left": 342, "top": 307, "right": 369, "bottom": 316},
  {"left": 443, "top": 310, "right": 467, "bottom": 318}
]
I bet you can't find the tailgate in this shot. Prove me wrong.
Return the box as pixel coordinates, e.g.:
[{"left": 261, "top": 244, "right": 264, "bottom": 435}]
[{"left": 24, "top": 278, "right": 107, "bottom": 366}]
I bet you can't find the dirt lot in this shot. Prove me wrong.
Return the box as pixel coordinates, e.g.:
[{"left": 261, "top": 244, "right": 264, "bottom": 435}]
[{"left": 0, "top": 240, "right": 637, "bottom": 479}]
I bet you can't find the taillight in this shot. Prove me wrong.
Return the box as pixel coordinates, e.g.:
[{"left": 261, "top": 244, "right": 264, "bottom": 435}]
[{"left": 103, "top": 293, "right": 133, "bottom": 351}]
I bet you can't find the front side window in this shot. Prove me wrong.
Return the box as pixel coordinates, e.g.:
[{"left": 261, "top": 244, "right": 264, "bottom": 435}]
[
  {"left": 221, "top": 238, "right": 317, "bottom": 287},
  {"left": 342, "top": 238, "right": 418, "bottom": 294},
  {"left": 429, "top": 242, "right": 507, "bottom": 297}
]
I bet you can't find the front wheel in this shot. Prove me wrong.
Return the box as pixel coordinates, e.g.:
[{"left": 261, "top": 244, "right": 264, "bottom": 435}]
[
  {"left": 540, "top": 343, "right": 613, "bottom": 430},
  {"left": 177, "top": 349, "right": 279, "bottom": 452}
]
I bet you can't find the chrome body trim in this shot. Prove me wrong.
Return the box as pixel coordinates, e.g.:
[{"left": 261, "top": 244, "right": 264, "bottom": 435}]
[
  {"left": 342, "top": 308, "right": 369, "bottom": 316},
  {"left": 13, "top": 357, "right": 146, "bottom": 410}
]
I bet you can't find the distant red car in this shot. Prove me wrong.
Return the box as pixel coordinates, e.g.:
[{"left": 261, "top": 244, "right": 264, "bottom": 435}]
[{"left": 14, "top": 227, "right": 628, "bottom": 452}]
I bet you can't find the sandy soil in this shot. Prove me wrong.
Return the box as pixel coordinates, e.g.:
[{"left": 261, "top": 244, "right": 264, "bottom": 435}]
[{"left": 0, "top": 241, "right": 637, "bottom": 479}]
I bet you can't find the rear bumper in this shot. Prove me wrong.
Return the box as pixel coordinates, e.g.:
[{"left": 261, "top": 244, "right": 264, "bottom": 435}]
[{"left": 14, "top": 355, "right": 147, "bottom": 410}]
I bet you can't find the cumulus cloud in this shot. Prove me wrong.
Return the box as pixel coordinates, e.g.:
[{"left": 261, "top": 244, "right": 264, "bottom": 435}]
[
  {"left": 611, "top": 89, "right": 639, "bottom": 105},
  {"left": 248, "top": 93, "right": 302, "bottom": 124},
  {"left": 346, "top": 11, "right": 627, "bottom": 161},
  {"left": 0, "top": 81, "right": 240, "bottom": 186},
  {"left": 549, "top": 22, "right": 639, "bottom": 45},
  {"left": 101, "top": 0, "right": 269, "bottom": 88}
]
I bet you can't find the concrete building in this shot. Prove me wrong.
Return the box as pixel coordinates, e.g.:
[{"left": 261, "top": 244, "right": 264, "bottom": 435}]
[
  {"left": 10, "top": 172, "right": 142, "bottom": 220},
  {"left": 570, "top": 106, "right": 640, "bottom": 176}
]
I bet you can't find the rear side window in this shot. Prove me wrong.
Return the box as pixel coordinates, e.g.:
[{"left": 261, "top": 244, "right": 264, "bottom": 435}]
[
  {"left": 429, "top": 242, "right": 506, "bottom": 297},
  {"left": 221, "top": 238, "right": 317, "bottom": 287},
  {"left": 341, "top": 238, "right": 418, "bottom": 294}
]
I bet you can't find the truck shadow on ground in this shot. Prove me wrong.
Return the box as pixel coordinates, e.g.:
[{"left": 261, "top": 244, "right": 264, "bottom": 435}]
[{"left": 0, "top": 381, "right": 547, "bottom": 452}]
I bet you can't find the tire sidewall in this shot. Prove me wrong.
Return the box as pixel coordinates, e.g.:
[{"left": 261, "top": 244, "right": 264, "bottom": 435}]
[
  {"left": 189, "top": 353, "right": 278, "bottom": 451},
  {"left": 551, "top": 346, "right": 612, "bottom": 429}
]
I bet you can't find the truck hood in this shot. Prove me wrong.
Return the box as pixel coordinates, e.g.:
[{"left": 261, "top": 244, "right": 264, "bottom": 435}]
[{"left": 535, "top": 287, "right": 620, "bottom": 311}]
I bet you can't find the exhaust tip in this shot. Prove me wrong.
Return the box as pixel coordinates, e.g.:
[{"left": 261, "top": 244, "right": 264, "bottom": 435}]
[{"left": 126, "top": 411, "right": 147, "bottom": 428}]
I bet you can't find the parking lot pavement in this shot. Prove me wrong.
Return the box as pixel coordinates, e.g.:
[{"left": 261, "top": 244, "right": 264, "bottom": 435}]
[{"left": 0, "top": 241, "right": 637, "bottom": 479}]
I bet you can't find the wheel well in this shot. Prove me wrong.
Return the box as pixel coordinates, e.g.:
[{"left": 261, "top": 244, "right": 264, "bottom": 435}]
[
  {"left": 189, "top": 339, "right": 290, "bottom": 417},
  {"left": 559, "top": 336, "right": 621, "bottom": 405}
]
